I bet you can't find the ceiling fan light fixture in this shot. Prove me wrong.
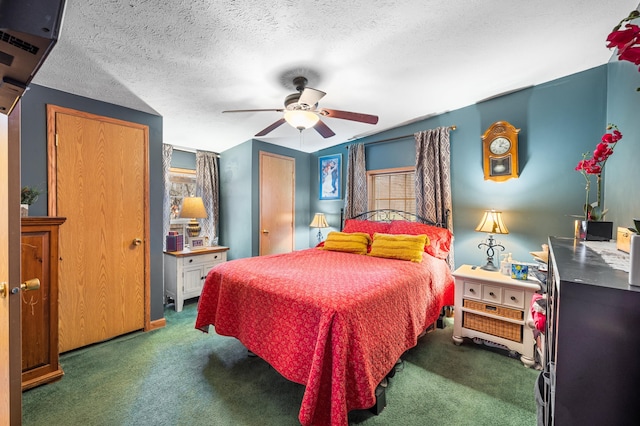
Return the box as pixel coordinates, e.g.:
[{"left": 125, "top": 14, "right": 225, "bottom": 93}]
[{"left": 284, "top": 110, "right": 319, "bottom": 131}]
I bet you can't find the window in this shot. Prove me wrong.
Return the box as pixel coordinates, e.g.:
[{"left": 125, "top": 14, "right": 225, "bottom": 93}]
[
  {"left": 367, "top": 167, "right": 415, "bottom": 218},
  {"left": 168, "top": 167, "right": 196, "bottom": 235}
]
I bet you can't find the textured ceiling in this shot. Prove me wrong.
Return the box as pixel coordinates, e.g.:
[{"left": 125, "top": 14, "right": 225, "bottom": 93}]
[{"left": 32, "top": 0, "right": 639, "bottom": 153}]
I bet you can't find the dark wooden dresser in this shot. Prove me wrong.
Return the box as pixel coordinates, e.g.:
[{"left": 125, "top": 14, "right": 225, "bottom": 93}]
[
  {"left": 21, "top": 217, "right": 65, "bottom": 390},
  {"left": 543, "top": 236, "right": 640, "bottom": 425}
]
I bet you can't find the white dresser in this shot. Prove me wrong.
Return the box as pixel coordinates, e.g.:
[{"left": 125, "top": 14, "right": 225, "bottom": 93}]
[{"left": 164, "top": 246, "right": 229, "bottom": 312}]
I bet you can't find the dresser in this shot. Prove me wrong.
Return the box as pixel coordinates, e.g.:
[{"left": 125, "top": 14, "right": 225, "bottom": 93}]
[
  {"left": 21, "top": 217, "right": 66, "bottom": 390},
  {"left": 452, "top": 264, "right": 540, "bottom": 367},
  {"left": 164, "top": 246, "right": 229, "bottom": 312},
  {"left": 541, "top": 237, "right": 639, "bottom": 425}
]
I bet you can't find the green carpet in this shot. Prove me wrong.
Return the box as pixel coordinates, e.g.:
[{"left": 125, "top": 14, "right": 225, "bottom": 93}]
[{"left": 22, "top": 301, "right": 538, "bottom": 425}]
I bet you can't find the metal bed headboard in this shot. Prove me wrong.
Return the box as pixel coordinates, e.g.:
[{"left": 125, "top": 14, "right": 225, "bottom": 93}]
[{"left": 340, "top": 208, "right": 449, "bottom": 230}]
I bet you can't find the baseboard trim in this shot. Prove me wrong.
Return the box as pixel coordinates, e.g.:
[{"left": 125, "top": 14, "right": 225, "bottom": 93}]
[{"left": 148, "top": 317, "right": 166, "bottom": 331}]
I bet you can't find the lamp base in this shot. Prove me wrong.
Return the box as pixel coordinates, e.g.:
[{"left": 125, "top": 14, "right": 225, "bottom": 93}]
[
  {"left": 478, "top": 234, "right": 504, "bottom": 272},
  {"left": 480, "top": 260, "right": 499, "bottom": 271},
  {"left": 187, "top": 219, "right": 201, "bottom": 238}
]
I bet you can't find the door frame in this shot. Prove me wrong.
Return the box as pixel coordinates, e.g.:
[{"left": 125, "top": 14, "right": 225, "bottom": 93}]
[
  {"left": 45, "top": 105, "right": 152, "bottom": 332},
  {"left": 259, "top": 151, "right": 295, "bottom": 256}
]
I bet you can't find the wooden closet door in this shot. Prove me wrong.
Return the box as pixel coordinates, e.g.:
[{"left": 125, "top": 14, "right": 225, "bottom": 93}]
[
  {"left": 47, "top": 106, "right": 149, "bottom": 352},
  {"left": 259, "top": 151, "right": 295, "bottom": 256}
]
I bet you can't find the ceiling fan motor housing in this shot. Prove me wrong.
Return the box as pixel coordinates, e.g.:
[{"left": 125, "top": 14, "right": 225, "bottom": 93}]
[
  {"left": 284, "top": 93, "right": 310, "bottom": 111},
  {"left": 292, "top": 76, "right": 308, "bottom": 92}
]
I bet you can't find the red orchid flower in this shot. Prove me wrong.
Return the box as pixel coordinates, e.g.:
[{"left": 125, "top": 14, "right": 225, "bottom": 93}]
[
  {"left": 619, "top": 46, "right": 640, "bottom": 67},
  {"left": 606, "top": 23, "right": 640, "bottom": 50}
]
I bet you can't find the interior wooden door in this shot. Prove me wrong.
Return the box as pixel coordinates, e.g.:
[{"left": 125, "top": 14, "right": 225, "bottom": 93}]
[
  {"left": 47, "top": 105, "right": 149, "bottom": 353},
  {"left": 1, "top": 107, "right": 23, "bottom": 424},
  {"left": 259, "top": 151, "right": 294, "bottom": 256}
]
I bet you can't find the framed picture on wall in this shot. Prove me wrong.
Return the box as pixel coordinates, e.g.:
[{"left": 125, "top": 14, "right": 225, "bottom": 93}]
[{"left": 319, "top": 154, "right": 342, "bottom": 200}]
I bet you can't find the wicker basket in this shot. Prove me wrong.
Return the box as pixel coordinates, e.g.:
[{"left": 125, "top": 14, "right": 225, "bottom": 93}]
[
  {"left": 463, "top": 311, "right": 522, "bottom": 342},
  {"left": 463, "top": 299, "right": 523, "bottom": 320}
]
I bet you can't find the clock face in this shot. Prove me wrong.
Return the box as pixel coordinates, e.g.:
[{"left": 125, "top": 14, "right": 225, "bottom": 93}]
[{"left": 489, "top": 137, "right": 511, "bottom": 155}]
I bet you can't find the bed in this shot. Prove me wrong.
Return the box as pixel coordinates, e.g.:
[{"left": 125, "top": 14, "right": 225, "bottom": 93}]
[{"left": 195, "top": 210, "right": 455, "bottom": 426}]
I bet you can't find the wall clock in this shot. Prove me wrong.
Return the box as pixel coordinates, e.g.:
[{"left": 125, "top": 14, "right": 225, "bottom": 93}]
[{"left": 481, "top": 121, "right": 520, "bottom": 182}]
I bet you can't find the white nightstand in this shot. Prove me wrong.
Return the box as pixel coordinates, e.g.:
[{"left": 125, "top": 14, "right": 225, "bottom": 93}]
[
  {"left": 164, "top": 246, "right": 229, "bottom": 312},
  {"left": 452, "top": 264, "right": 540, "bottom": 367}
]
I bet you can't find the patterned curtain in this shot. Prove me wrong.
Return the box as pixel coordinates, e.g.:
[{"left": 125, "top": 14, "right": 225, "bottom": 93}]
[
  {"left": 415, "top": 127, "right": 454, "bottom": 268},
  {"left": 196, "top": 150, "right": 220, "bottom": 245},
  {"left": 343, "top": 143, "right": 367, "bottom": 220},
  {"left": 162, "top": 144, "right": 173, "bottom": 250}
]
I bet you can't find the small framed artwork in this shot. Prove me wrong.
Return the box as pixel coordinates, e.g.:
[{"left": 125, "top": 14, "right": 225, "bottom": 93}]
[
  {"left": 319, "top": 154, "right": 342, "bottom": 200},
  {"left": 189, "top": 236, "right": 206, "bottom": 250}
]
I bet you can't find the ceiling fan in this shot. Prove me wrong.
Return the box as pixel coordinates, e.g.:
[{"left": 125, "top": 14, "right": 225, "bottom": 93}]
[{"left": 222, "top": 76, "right": 379, "bottom": 138}]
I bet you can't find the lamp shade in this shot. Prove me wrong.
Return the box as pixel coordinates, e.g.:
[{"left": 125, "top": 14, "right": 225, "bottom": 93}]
[
  {"left": 284, "top": 110, "right": 319, "bottom": 130},
  {"left": 309, "top": 213, "right": 329, "bottom": 228},
  {"left": 475, "top": 210, "right": 509, "bottom": 234},
  {"left": 179, "top": 197, "right": 207, "bottom": 219}
]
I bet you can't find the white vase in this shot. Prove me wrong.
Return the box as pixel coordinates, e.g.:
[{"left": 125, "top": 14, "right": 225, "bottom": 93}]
[
  {"left": 630, "top": 234, "right": 640, "bottom": 286},
  {"left": 20, "top": 204, "right": 28, "bottom": 217}
]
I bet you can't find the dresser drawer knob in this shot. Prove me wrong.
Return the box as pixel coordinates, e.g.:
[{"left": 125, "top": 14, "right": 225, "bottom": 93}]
[
  {"left": 511, "top": 296, "right": 517, "bottom": 301},
  {"left": 469, "top": 288, "right": 475, "bottom": 293},
  {"left": 489, "top": 292, "right": 495, "bottom": 297},
  {"left": 189, "top": 259, "right": 193, "bottom": 263}
]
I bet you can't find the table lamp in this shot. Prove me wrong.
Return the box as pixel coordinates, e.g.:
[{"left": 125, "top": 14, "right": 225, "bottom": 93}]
[
  {"left": 475, "top": 209, "right": 509, "bottom": 271},
  {"left": 309, "top": 213, "right": 329, "bottom": 243},
  {"left": 179, "top": 197, "right": 207, "bottom": 238}
]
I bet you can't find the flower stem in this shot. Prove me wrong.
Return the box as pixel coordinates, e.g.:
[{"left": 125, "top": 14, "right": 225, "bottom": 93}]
[
  {"left": 596, "top": 174, "right": 602, "bottom": 210},
  {"left": 585, "top": 179, "right": 590, "bottom": 221}
]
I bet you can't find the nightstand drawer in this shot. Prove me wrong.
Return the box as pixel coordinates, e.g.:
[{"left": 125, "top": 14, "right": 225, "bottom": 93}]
[
  {"left": 463, "top": 299, "right": 523, "bottom": 320},
  {"left": 482, "top": 285, "right": 502, "bottom": 304},
  {"left": 181, "top": 251, "right": 226, "bottom": 267},
  {"left": 464, "top": 281, "right": 482, "bottom": 299},
  {"left": 503, "top": 288, "right": 525, "bottom": 309}
]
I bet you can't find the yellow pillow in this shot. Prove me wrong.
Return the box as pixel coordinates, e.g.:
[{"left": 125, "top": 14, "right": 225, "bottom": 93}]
[
  {"left": 368, "top": 233, "right": 428, "bottom": 262},
  {"left": 320, "top": 231, "right": 370, "bottom": 255}
]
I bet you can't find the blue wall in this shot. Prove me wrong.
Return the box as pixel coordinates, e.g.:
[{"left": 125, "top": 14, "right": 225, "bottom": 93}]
[
  {"left": 171, "top": 149, "right": 196, "bottom": 169},
  {"left": 219, "top": 139, "right": 312, "bottom": 260},
  {"left": 605, "top": 60, "right": 640, "bottom": 229},
  {"left": 19, "top": 84, "right": 166, "bottom": 321},
  {"left": 311, "top": 66, "right": 616, "bottom": 267}
]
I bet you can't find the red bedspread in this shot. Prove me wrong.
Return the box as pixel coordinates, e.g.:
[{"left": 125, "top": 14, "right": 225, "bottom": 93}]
[{"left": 195, "top": 248, "right": 454, "bottom": 426}]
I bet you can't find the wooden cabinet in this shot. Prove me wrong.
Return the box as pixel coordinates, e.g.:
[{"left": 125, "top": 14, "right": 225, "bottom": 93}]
[
  {"left": 452, "top": 264, "right": 539, "bottom": 367},
  {"left": 164, "top": 246, "right": 228, "bottom": 312},
  {"left": 542, "top": 237, "right": 640, "bottom": 425},
  {"left": 21, "top": 217, "right": 65, "bottom": 390}
]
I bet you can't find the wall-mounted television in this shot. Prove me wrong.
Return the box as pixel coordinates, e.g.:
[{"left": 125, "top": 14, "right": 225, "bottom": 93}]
[{"left": 0, "top": 0, "right": 66, "bottom": 114}]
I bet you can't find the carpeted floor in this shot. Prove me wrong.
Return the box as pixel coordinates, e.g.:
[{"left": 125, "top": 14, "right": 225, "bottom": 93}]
[{"left": 22, "top": 300, "right": 538, "bottom": 425}]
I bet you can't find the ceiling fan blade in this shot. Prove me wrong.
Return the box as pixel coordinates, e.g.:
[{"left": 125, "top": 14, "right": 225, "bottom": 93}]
[
  {"left": 298, "top": 87, "right": 326, "bottom": 108},
  {"left": 223, "top": 109, "right": 284, "bottom": 113},
  {"left": 318, "top": 108, "right": 379, "bottom": 124},
  {"left": 255, "top": 118, "right": 287, "bottom": 136},
  {"left": 313, "top": 119, "right": 336, "bottom": 138}
]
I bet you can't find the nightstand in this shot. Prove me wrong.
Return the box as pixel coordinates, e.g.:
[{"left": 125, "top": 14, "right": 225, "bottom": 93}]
[
  {"left": 452, "top": 264, "right": 540, "bottom": 367},
  {"left": 164, "top": 246, "right": 229, "bottom": 312}
]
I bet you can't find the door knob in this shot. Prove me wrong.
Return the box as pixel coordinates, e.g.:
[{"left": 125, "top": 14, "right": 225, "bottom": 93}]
[
  {"left": 21, "top": 278, "right": 40, "bottom": 291},
  {"left": 0, "top": 282, "right": 6, "bottom": 298},
  {"left": 133, "top": 238, "right": 143, "bottom": 246},
  {"left": 262, "top": 229, "right": 269, "bottom": 234}
]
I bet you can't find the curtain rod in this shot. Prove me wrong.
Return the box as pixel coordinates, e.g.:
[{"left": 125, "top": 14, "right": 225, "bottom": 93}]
[
  {"left": 172, "top": 145, "right": 220, "bottom": 157},
  {"left": 346, "top": 125, "right": 456, "bottom": 149}
]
